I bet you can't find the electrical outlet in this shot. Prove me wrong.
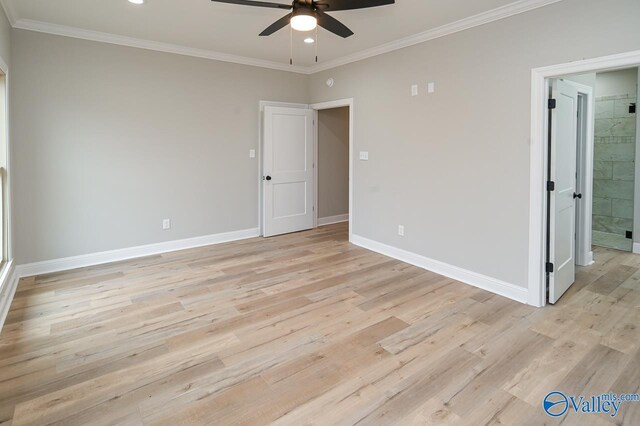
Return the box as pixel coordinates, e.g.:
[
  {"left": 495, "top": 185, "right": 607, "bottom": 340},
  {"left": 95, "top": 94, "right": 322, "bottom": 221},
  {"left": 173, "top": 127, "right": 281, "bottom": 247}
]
[
  {"left": 249, "top": 149, "right": 256, "bottom": 158},
  {"left": 428, "top": 82, "right": 436, "bottom": 93},
  {"left": 411, "top": 84, "right": 418, "bottom": 97},
  {"left": 163, "top": 219, "right": 171, "bottom": 230},
  {"left": 398, "top": 225, "right": 405, "bottom": 237}
]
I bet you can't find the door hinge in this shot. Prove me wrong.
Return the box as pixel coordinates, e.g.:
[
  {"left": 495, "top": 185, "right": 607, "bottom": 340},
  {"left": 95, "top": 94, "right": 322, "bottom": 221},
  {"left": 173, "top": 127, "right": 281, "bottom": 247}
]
[
  {"left": 548, "top": 99, "right": 557, "bottom": 109},
  {"left": 547, "top": 181, "right": 555, "bottom": 191},
  {"left": 546, "top": 262, "right": 554, "bottom": 273}
]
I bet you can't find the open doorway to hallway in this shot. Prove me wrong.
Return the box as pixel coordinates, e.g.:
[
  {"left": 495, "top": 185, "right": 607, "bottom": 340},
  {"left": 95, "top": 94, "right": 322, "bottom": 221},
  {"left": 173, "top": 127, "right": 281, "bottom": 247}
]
[
  {"left": 259, "top": 99, "right": 353, "bottom": 240},
  {"left": 316, "top": 107, "right": 350, "bottom": 228}
]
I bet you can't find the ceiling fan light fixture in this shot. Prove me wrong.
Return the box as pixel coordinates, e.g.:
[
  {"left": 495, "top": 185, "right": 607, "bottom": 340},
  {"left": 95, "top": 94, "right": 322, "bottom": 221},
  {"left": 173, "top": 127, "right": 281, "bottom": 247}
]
[{"left": 290, "top": 9, "right": 317, "bottom": 32}]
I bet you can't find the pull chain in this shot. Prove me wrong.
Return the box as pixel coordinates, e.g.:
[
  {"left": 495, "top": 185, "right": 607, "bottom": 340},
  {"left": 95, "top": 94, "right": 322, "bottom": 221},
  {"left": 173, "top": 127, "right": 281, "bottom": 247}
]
[
  {"left": 290, "top": 25, "right": 293, "bottom": 65},
  {"left": 315, "top": 26, "right": 318, "bottom": 63}
]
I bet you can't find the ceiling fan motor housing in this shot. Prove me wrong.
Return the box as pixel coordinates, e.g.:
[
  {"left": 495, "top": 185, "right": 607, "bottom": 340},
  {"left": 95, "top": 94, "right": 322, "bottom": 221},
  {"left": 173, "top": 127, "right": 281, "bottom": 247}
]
[{"left": 291, "top": 4, "right": 316, "bottom": 18}]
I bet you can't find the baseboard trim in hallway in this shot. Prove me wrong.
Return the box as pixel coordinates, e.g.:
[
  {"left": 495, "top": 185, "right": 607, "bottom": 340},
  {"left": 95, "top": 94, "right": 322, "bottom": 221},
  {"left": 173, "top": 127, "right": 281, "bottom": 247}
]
[
  {"left": 317, "top": 214, "right": 349, "bottom": 226},
  {"left": 15, "top": 227, "right": 261, "bottom": 279},
  {"left": 351, "top": 234, "right": 529, "bottom": 304}
]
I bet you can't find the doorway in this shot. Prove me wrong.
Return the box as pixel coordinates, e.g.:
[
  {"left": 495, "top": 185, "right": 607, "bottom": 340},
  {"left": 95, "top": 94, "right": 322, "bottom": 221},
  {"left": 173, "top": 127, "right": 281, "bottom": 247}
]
[
  {"left": 259, "top": 99, "right": 354, "bottom": 240},
  {"left": 547, "top": 69, "right": 639, "bottom": 304},
  {"left": 546, "top": 78, "right": 594, "bottom": 303},
  {"left": 528, "top": 50, "right": 640, "bottom": 307},
  {"left": 314, "top": 106, "right": 350, "bottom": 229}
]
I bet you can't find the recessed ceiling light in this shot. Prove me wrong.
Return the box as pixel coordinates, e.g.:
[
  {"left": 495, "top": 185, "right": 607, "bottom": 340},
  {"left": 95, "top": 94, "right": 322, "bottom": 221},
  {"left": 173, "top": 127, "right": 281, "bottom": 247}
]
[
  {"left": 304, "top": 38, "right": 315, "bottom": 44},
  {"left": 128, "top": 0, "right": 145, "bottom": 4}
]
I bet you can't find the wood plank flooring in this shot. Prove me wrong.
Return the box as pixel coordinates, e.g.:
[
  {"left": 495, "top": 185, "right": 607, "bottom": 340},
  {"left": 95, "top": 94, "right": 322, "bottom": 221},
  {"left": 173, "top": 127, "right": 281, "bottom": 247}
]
[{"left": 0, "top": 222, "right": 639, "bottom": 425}]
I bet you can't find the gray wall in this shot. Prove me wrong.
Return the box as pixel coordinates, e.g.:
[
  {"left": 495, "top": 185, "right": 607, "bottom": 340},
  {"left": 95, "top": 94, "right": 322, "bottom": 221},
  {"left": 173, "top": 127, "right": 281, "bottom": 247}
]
[
  {"left": 11, "top": 30, "right": 308, "bottom": 264},
  {"left": 318, "top": 107, "right": 349, "bottom": 220},
  {"left": 308, "top": 0, "right": 640, "bottom": 289},
  {"left": 563, "top": 73, "right": 596, "bottom": 89},
  {"left": 8, "top": 0, "right": 640, "bottom": 291},
  {"left": 0, "top": 8, "right": 9, "bottom": 66},
  {"left": 596, "top": 69, "right": 638, "bottom": 98}
]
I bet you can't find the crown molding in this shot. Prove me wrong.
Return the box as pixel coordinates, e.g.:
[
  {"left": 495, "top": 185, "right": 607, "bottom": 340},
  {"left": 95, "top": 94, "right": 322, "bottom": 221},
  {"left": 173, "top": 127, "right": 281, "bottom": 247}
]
[
  {"left": 6, "top": 0, "right": 564, "bottom": 75},
  {"left": 0, "top": 0, "right": 16, "bottom": 26},
  {"left": 12, "top": 18, "right": 310, "bottom": 74},
  {"left": 307, "top": 0, "right": 564, "bottom": 73}
]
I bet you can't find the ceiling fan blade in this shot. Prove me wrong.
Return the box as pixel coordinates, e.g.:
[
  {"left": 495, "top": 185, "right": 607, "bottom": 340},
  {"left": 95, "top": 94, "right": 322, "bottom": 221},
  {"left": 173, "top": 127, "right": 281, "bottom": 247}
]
[
  {"left": 259, "top": 13, "right": 293, "bottom": 36},
  {"left": 316, "top": 9, "right": 354, "bottom": 38},
  {"left": 315, "top": 0, "right": 394, "bottom": 11},
  {"left": 210, "top": 0, "right": 292, "bottom": 10}
]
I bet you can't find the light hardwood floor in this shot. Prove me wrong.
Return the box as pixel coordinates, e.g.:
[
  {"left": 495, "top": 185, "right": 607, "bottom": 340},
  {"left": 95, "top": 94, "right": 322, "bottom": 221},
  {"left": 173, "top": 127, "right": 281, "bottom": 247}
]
[{"left": 0, "top": 223, "right": 639, "bottom": 425}]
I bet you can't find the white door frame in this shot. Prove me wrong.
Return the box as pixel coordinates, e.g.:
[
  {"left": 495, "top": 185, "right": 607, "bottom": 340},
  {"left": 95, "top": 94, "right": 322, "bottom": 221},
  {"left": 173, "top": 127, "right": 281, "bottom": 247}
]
[
  {"left": 528, "top": 50, "right": 640, "bottom": 307},
  {"left": 258, "top": 100, "right": 309, "bottom": 237},
  {"left": 633, "top": 71, "right": 640, "bottom": 254},
  {"left": 310, "top": 98, "right": 354, "bottom": 242},
  {"left": 0, "top": 55, "right": 11, "bottom": 263},
  {"left": 563, "top": 80, "right": 594, "bottom": 268}
]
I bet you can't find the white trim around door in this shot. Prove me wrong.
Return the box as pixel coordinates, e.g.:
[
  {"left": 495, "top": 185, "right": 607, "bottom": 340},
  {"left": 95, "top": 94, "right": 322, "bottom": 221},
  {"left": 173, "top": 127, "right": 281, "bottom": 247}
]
[
  {"left": 634, "top": 71, "right": 640, "bottom": 255},
  {"left": 0, "top": 56, "right": 11, "bottom": 265},
  {"left": 528, "top": 49, "right": 640, "bottom": 308},
  {"left": 568, "top": 82, "right": 595, "bottom": 268},
  {"left": 310, "top": 99, "right": 354, "bottom": 242}
]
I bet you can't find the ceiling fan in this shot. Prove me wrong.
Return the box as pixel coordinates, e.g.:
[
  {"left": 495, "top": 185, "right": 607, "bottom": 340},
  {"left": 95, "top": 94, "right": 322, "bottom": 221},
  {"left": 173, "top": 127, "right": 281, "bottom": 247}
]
[{"left": 210, "top": 0, "right": 395, "bottom": 38}]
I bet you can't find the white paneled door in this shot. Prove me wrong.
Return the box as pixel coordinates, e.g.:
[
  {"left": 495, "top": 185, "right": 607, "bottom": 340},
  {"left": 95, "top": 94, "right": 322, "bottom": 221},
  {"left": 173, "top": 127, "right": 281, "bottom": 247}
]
[
  {"left": 263, "top": 106, "right": 314, "bottom": 238},
  {"left": 548, "top": 80, "right": 579, "bottom": 304}
]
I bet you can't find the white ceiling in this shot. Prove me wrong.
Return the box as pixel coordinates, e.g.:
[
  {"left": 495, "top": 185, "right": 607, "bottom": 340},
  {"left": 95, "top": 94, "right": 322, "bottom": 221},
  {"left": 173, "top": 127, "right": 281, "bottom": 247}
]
[{"left": 2, "top": 0, "right": 561, "bottom": 72}]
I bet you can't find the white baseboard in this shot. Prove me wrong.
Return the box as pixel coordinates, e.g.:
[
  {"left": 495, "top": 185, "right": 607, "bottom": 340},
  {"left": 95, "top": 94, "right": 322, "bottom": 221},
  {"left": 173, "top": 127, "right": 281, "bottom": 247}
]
[
  {"left": 576, "top": 250, "right": 594, "bottom": 267},
  {"left": 0, "top": 261, "right": 19, "bottom": 332},
  {"left": 351, "top": 234, "right": 529, "bottom": 304},
  {"left": 16, "top": 227, "right": 260, "bottom": 278},
  {"left": 317, "top": 214, "right": 349, "bottom": 226},
  {"left": 633, "top": 243, "right": 640, "bottom": 255}
]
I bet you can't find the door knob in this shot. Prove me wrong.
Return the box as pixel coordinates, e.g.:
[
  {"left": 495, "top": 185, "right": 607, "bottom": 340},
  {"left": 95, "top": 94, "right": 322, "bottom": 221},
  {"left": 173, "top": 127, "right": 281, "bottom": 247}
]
[
  {"left": 265, "top": 176, "right": 272, "bottom": 181},
  {"left": 573, "top": 193, "right": 582, "bottom": 199}
]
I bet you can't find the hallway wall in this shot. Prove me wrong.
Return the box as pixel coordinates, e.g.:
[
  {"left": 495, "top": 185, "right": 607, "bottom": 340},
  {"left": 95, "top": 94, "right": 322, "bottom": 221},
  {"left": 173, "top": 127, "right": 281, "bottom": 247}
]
[{"left": 317, "top": 107, "right": 349, "bottom": 222}]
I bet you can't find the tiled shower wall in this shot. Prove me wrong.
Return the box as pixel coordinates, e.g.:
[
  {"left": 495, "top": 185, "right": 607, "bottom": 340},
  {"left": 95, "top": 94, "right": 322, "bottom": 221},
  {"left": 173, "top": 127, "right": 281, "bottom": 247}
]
[{"left": 593, "top": 94, "right": 637, "bottom": 251}]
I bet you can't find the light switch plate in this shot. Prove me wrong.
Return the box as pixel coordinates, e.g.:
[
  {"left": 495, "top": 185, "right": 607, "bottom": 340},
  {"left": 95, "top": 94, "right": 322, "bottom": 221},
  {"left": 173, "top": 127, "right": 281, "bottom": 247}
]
[
  {"left": 359, "top": 151, "right": 369, "bottom": 161},
  {"left": 163, "top": 219, "right": 171, "bottom": 230},
  {"left": 411, "top": 84, "right": 418, "bottom": 96},
  {"left": 428, "top": 82, "right": 436, "bottom": 93},
  {"left": 249, "top": 149, "right": 256, "bottom": 158},
  {"left": 398, "top": 225, "right": 405, "bottom": 236}
]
